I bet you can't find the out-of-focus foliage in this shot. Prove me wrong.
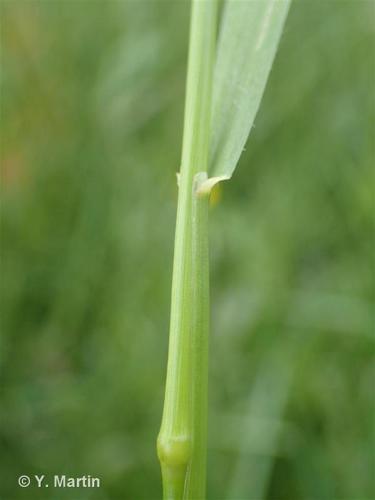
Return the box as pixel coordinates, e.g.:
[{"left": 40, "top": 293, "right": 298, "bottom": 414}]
[{"left": 1, "top": 2, "right": 374, "bottom": 499}]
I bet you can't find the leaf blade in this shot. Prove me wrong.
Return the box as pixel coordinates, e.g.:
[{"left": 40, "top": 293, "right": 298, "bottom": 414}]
[{"left": 209, "top": 0, "right": 291, "bottom": 179}]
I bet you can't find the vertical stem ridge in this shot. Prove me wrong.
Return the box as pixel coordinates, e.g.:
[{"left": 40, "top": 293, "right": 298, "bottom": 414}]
[{"left": 185, "top": 175, "right": 210, "bottom": 499}]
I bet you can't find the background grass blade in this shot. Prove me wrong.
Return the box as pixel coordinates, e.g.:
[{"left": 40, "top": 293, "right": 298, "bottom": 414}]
[{"left": 209, "top": 0, "right": 291, "bottom": 179}]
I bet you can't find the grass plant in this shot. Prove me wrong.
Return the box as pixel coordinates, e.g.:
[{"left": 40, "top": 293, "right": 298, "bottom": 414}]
[{"left": 157, "top": 1, "right": 291, "bottom": 498}]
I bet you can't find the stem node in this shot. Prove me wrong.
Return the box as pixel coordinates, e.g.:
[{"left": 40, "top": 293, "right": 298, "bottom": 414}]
[
  {"left": 157, "top": 434, "right": 191, "bottom": 467},
  {"left": 157, "top": 434, "right": 191, "bottom": 500}
]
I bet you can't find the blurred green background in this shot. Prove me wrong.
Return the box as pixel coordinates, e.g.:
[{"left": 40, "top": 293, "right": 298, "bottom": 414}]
[{"left": 1, "top": 1, "right": 374, "bottom": 499}]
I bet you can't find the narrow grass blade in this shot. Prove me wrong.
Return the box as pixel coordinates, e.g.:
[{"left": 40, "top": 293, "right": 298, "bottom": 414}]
[{"left": 209, "top": 0, "right": 291, "bottom": 179}]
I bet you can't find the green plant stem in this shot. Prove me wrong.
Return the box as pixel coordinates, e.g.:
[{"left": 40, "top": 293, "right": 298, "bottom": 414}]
[{"left": 157, "top": 1, "right": 217, "bottom": 499}]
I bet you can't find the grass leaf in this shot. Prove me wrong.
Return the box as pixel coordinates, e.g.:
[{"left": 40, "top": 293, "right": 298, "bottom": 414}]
[{"left": 209, "top": 0, "right": 291, "bottom": 179}]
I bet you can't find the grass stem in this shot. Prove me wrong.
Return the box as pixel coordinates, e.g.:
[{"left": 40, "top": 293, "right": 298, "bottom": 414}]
[{"left": 157, "top": 1, "right": 217, "bottom": 498}]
